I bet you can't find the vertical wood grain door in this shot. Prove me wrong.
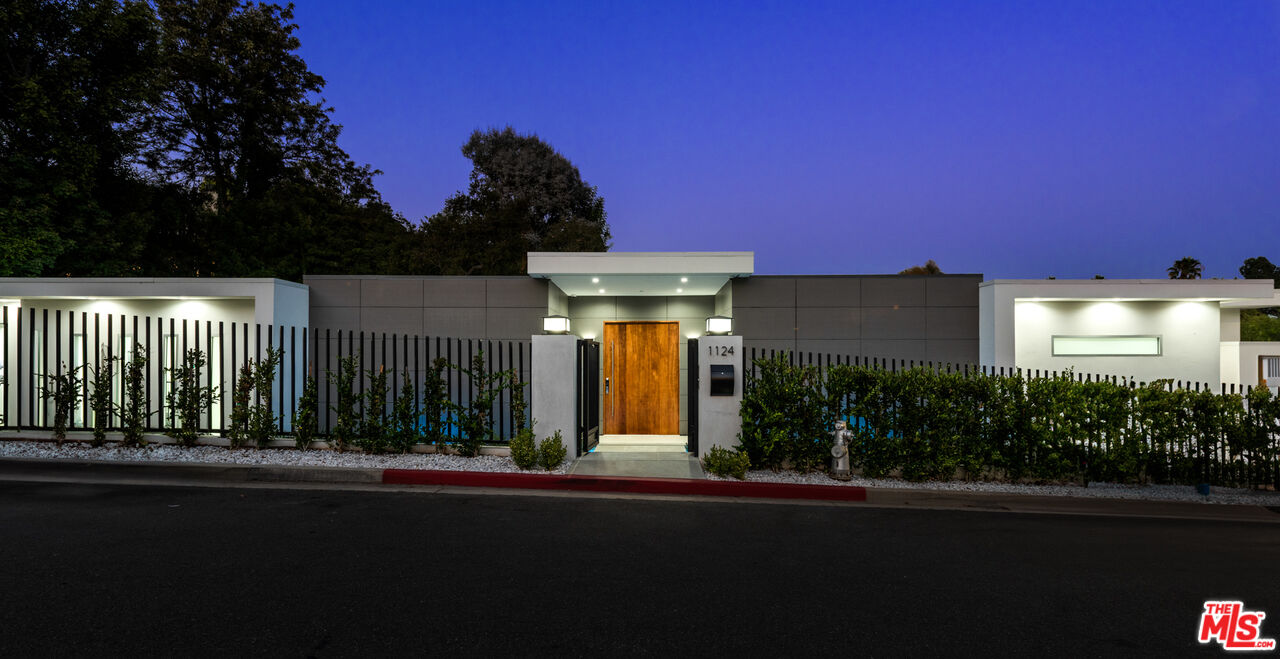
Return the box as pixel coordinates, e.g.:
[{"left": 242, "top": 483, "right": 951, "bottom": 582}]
[{"left": 602, "top": 321, "right": 679, "bottom": 435}]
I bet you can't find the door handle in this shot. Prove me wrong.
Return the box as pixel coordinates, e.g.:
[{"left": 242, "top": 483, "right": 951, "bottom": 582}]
[{"left": 604, "top": 377, "right": 609, "bottom": 394}]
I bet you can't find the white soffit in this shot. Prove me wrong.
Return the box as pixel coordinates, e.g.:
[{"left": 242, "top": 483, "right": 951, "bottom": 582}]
[
  {"left": 527, "top": 252, "right": 754, "bottom": 296},
  {"left": 981, "top": 279, "right": 1277, "bottom": 303}
]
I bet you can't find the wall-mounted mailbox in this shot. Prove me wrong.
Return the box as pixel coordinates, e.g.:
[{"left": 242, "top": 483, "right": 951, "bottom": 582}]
[{"left": 710, "top": 365, "right": 735, "bottom": 396}]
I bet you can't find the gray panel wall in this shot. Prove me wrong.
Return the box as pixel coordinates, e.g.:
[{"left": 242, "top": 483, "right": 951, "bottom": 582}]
[
  {"left": 732, "top": 275, "right": 981, "bottom": 365},
  {"left": 306, "top": 276, "right": 548, "bottom": 339}
]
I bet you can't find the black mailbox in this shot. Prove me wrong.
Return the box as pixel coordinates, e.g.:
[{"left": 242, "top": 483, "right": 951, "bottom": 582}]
[{"left": 710, "top": 365, "right": 735, "bottom": 396}]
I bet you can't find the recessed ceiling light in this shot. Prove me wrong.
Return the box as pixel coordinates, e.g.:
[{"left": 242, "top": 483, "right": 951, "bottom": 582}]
[
  {"left": 676, "top": 288, "right": 683, "bottom": 293},
  {"left": 598, "top": 288, "right": 605, "bottom": 294},
  {"left": 591, "top": 277, "right": 599, "bottom": 283},
  {"left": 681, "top": 277, "right": 688, "bottom": 283}
]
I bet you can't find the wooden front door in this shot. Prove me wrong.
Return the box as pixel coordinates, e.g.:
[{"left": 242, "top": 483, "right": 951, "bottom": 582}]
[{"left": 602, "top": 321, "right": 679, "bottom": 435}]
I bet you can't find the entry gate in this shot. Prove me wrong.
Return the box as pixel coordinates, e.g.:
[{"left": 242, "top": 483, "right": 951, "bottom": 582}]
[
  {"left": 688, "top": 338, "right": 699, "bottom": 455},
  {"left": 576, "top": 339, "right": 600, "bottom": 454}
]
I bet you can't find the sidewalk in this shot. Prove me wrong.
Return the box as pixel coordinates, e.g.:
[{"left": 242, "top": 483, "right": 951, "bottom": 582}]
[{"left": 1, "top": 457, "right": 1277, "bottom": 524}]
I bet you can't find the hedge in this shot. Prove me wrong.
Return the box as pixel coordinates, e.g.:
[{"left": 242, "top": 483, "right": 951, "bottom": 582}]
[{"left": 738, "top": 353, "right": 1280, "bottom": 487}]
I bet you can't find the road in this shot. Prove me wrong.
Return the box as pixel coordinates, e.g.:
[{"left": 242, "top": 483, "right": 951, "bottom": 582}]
[{"left": 1, "top": 480, "right": 1276, "bottom": 657}]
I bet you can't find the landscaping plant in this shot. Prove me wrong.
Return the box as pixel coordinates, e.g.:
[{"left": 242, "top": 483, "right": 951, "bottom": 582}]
[
  {"left": 327, "top": 353, "right": 359, "bottom": 453},
  {"left": 507, "top": 375, "right": 537, "bottom": 469},
  {"left": 40, "top": 362, "right": 83, "bottom": 446},
  {"left": 451, "top": 350, "right": 516, "bottom": 457},
  {"left": 421, "top": 357, "right": 450, "bottom": 451},
  {"left": 87, "top": 350, "right": 115, "bottom": 447},
  {"left": 293, "top": 372, "right": 319, "bottom": 450},
  {"left": 389, "top": 370, "right": 417, "bottom": 453},
  {"left": 357, "top": 364, "right": 390, "bottom": 453},
  {"left": 119, "top": 344, "right": 150, "bottom": 448},
  {"left": 165, "top": 349, "right": 215, "bottom": 448},
  {"left": 248, "top": 347, "right": 283, "bottom": 448},
  {"left": 702, "top": 445, "right": 750, "bottom": 480},
  {"left": 228, "top": 360, "right": 255, "bottom": 449},
  {"left": 538, "top": 430, "right": 567, "bottom": 470}
]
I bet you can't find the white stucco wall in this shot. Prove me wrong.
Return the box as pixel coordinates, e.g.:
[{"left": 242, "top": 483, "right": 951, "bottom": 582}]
[
  {"left": 1014, "top": 300, "right": 1221, "bottom": 385},
  {"left": 1232, "top": 341, "right": 1280, "bottom": 390}
]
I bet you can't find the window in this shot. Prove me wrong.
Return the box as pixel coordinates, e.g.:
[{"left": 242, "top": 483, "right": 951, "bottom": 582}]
[{"left": 1051, "top": 336, "right": 1161, "bottom": 357}]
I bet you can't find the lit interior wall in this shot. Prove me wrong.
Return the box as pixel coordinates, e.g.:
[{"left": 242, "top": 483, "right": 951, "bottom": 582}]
[{"left": 1014, "top": 300, "right": 1221, "bottom": 385}]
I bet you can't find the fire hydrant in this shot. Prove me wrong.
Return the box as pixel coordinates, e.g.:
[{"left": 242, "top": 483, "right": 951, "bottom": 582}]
[{"left": 830, "top": 419, "right": 852, "bottom": 481}]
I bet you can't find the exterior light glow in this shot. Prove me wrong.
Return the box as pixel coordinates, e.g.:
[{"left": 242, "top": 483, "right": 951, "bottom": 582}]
[
  {"left": 681, "top": 277, "right": 688, "bottom": 283},
  {"left": 598, "top": 288, "right": 605, "bottom": 294},
  {"left": 542, "top": 315, "right": 571, "bottom": 334},
  {"left": 676, "top": 288, "right": 683, "bottom": 293},
  {"left": 706, "top": 315, "right": 732, "bottom": 335},
  {"left": 591, "top": 277, "right": 599, "bottom": 284}
]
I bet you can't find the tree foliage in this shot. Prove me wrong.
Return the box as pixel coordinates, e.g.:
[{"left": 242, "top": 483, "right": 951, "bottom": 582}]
[
  {"left": 1, "top": 3, "right": 607, "bottom": 281},
  {"left": 898, "top": 259, "right": 943, "bottom": 275},
  {"left": 1167, "top": 257, "right": 1203, "bottom": 280}
]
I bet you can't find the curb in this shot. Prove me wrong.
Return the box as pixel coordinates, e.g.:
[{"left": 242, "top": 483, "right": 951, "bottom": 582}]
[{"left": 382, "top": 469, "right": 869, "bottom": 501}]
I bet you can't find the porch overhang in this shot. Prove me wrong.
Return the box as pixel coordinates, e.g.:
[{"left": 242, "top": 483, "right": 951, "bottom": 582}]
[{"left": 527, "top": 251, "right": 754, "bottom": 296}]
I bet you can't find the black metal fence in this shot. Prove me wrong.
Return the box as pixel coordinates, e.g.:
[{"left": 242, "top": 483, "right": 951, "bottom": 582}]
[{"left": 1, "top": 306, "right": 530, "bottom": 443}]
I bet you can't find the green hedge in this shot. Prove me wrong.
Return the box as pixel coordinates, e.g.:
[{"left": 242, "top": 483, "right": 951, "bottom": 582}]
[{"left": 739, "top": 353, "right": 1280, "bottom": 487}]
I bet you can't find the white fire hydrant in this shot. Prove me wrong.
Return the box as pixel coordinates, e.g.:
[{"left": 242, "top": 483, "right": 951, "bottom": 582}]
[{"left": 830, "top": 419, "right": 852, "bottom": 481}]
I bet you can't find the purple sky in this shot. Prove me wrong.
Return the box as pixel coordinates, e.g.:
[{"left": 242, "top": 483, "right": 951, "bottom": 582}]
[{"left": 293, "top": 1, "right": 1280, "bottom": 279}]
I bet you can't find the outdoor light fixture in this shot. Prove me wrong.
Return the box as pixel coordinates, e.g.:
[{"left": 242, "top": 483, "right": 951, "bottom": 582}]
[
  {"left": 542, "top": 315, "right": 571, "bottom": 334},
  {"left": 592, "top": 277, "right": 599, "bottom": 283},
  {"left": 706, "top": 315, "right": 732, "bottom": 335},
  {"left": 676, "top": 288, "right": 683, "bottom": 293},
  {"left": 681, "top": 277, "right": 688, "bottom": 283}
]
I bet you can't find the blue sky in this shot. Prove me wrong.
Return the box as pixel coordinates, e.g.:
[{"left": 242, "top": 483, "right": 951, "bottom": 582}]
[{"left": 293, "top": 1, "right": 1280, "bottom": 278}]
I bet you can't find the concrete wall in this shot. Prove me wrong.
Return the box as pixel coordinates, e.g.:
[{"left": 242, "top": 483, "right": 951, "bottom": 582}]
[
  {"left": 305, "top": 276, "right": 549, "bottom": 340},
  {"left": 731, "top": 275, "right": 981, "bottom": 364},
  {"left": 1224, "top": 341, "right": 1280, "bottom": 390},
  {"left": 568, "top": 295, "right": 714, "bottom": 436},
  {"left": 1014, "top": 300, "right": 1221, "bottom": 385}
]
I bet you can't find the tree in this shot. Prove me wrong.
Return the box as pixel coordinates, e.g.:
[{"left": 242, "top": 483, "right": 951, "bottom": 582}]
[
  {"left": 142, "top": 0, "right": 407, "bottom": 278},
  {"left": 0, "top": 0, "right": 160, "bottom": 276},
  {"left": 419, "top": 127, "right": 611, "bottom": 275},
  {"left": 1167, "top": 257, "right": 1203, "bottom": 280},
  {"left": 1239, "top": 256, "right": 1280, "bottom": 288},
  {"left": 899, "top": 259, "right": 942, "bottom": 275}
]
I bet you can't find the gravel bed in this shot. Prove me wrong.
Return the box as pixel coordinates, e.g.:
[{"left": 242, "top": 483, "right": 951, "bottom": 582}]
[
  {"left": 705, "top": 468, "right": 1280, "bottom": 506},
  {"left": 0, "top": 440, "right": 572, "bottom": 475}
]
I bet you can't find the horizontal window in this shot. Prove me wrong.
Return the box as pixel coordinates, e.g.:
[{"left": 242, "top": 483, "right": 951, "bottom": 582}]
[{"left": 1052, "top": 335, "right": 1161, "bottom": 357}]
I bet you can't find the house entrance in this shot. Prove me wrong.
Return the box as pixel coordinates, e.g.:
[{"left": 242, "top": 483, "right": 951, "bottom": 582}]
[{"left": 602, "top": 321, "right": 679, "bottom": 435}]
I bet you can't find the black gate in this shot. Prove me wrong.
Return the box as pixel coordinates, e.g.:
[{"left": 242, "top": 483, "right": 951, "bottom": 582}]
[
  {"left": 688, "top": 338, "right": 699, "bottom": 455},
  {"left": 576, "top": 339, "right": 600, "bottom": 454}
]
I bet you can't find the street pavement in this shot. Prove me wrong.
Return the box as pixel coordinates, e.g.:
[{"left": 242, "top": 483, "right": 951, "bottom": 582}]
[{"left": 1, "top": 480, "right": 1276, "bottom": 657}]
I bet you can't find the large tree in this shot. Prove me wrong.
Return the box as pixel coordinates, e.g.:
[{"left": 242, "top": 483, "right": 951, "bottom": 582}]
[
  {"left": 1167, "top": 257, "right": 1203, "bottom": 280},
  {"left": 1239, "top": 256, "right": 1280, "bottom": 288},
  {"left": 0, "top": 0, "right": 160, "bottom": 276},
  {"left": 143, "top": 0, "right": 407, "bottom": 278},
  {"left": 419, "top": 127, "right": 610, "bottom": 275}
]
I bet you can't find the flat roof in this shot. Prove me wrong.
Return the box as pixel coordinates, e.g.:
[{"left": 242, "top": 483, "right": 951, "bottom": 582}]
[
  {"left": 527, "top": 251, "right": 753, "bottom": 297},
  {"left": 981, "top": 278, "right": 1276, "bottom": 303}
]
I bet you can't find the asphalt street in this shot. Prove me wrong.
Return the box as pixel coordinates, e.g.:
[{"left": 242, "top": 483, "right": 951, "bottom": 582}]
[{"left": 1, "top": 480, "right": 1276, "bottom": 657}]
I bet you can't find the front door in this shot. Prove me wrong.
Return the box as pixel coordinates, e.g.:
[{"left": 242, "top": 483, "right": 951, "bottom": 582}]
[{"left": 602, "top": 321, "right": 679, "bottom": 435}]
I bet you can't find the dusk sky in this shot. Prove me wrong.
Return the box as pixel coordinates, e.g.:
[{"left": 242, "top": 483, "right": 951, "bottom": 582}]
[{"left": 293, "top": 1, "right": 1279, "bottom": 279}]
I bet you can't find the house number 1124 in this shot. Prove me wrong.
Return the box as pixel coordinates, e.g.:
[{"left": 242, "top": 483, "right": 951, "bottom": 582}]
[{"left": 708, "top": 345, "right": 735, "bottom": 357}]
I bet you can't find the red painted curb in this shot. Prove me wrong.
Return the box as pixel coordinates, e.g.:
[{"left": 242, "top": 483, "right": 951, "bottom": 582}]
[{"left": 381, "top": 469, "right": 867, "bottom": 502}]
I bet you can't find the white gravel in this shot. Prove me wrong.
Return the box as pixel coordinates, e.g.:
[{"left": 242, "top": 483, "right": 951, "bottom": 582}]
[
  {"left": 0, "top": 440, "right": 572, "bottom": 475},
  {"left": 705, "top": 468, "right": 1280, "bottom": 506}
]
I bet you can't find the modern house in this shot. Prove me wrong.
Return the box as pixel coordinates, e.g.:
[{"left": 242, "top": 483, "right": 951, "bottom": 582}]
[{"left": 2, "top": 252, "right": 1277, "bottom": 459}]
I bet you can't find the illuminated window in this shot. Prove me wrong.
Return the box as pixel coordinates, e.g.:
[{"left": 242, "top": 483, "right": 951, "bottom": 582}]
[{"left": 1052, "top": 336, "right": 1161, "bottom": 356}]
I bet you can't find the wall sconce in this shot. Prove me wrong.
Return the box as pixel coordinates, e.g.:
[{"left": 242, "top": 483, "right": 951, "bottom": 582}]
[
  {"left": 705, "top": 315, "right": 732, "bottom": 335},
  {"left": 542, "top": 315, "right": 571, "bottom": 334}
]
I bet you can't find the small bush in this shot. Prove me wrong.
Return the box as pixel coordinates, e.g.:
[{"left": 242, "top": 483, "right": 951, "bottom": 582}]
[
  {"left": 228, "top": 361, "right": 255, "bottom": 449},
  {"left": 165, "top": 349, "right": 215, "bottom": 448},
  {"left": 249, "top": 347, "right": 282, "bottom": 448},
  {"left": 356, "top": 364, "right": 390, "bottom": 454},
  {"left": 87, "top": 351, "right": 115, "bottom": 447},
  {"left": 328, "top": 353, "right": 359, "bottom": 453},
  {"left": 421, "top": 358, "right": 449, "bottom": 451},
  {"left": 702, "top": 445, "right": 750, "bottom": 480},
  {"left": 119, "top": 344, "right": 150, "bottom": 448},
  {"left": 41, "top": 363, "right": 83, "bottom": 446},
  {"left": 389, "top": 370, "right": 418, "bottom": 453},
  {"left": 293, "top": 373, "right": 319, "bottom": 450},
  {"left": 510, "top": 427, "right": 538, "bottom": 469},
  {"left": 538, "top": 430, "right": 567, "bottom": 471}
]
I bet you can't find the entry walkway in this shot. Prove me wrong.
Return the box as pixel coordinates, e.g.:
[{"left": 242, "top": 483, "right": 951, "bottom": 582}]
[{"left": 570, "top": 435, "right": 705, "bottom": 479}]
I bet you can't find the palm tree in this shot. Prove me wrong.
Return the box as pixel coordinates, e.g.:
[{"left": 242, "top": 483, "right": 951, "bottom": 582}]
[{"left": 1167, "top": 257, "right": 1203, "bottom": 280}]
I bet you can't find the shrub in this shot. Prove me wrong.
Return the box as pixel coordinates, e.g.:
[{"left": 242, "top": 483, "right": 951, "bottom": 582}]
[
  {"left": 327, "top": 353, "right": 359, "bottom": 453},
  {"left": 165, "top": 349, "right": 215, "bottom": 448},
  {"left": 249, "top": 347, "right": 282, "bottom": 448},
  {"left": 356, "top": 364, "right": 390, "bottom": 454},
  {"left": 451, "top": 349, "right": 515, "bottom": 457},
  {"left": 87, "top": 350, "right": 115, "bottom": 447},
  {"left": 228, "top": 360, "right": 255, "bottom": 449},
  {"left": 538, "top": 430, "right": 567, "bottom": 471},
  {"left": 421, "top": 357, "right": 450, "bottom": 451},
  {"left": 40, "top": 362, "right": 83, "bottom": 446},
  {"left": 389, "top": 370, "right": 418, "bottom": 453},
  {"left": 702, "top": 445, "right": 750, "bottom": 480},
  {"left": 293, "top": 373, "right": 319, "bottom": 450},
  {"left": 510, "top": 426, "right": 538, "bottom": 469},
  {"left": 738, "top": 353, "right": 829, "bottom": 471},
  {"left": 119, "top": 343, "right": 150, "bottom": 448}
]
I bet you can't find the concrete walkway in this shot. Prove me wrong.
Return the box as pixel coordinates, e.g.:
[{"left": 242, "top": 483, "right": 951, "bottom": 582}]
[{"left": 570, "top": 435, "right": 704, "bottom": 479}]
